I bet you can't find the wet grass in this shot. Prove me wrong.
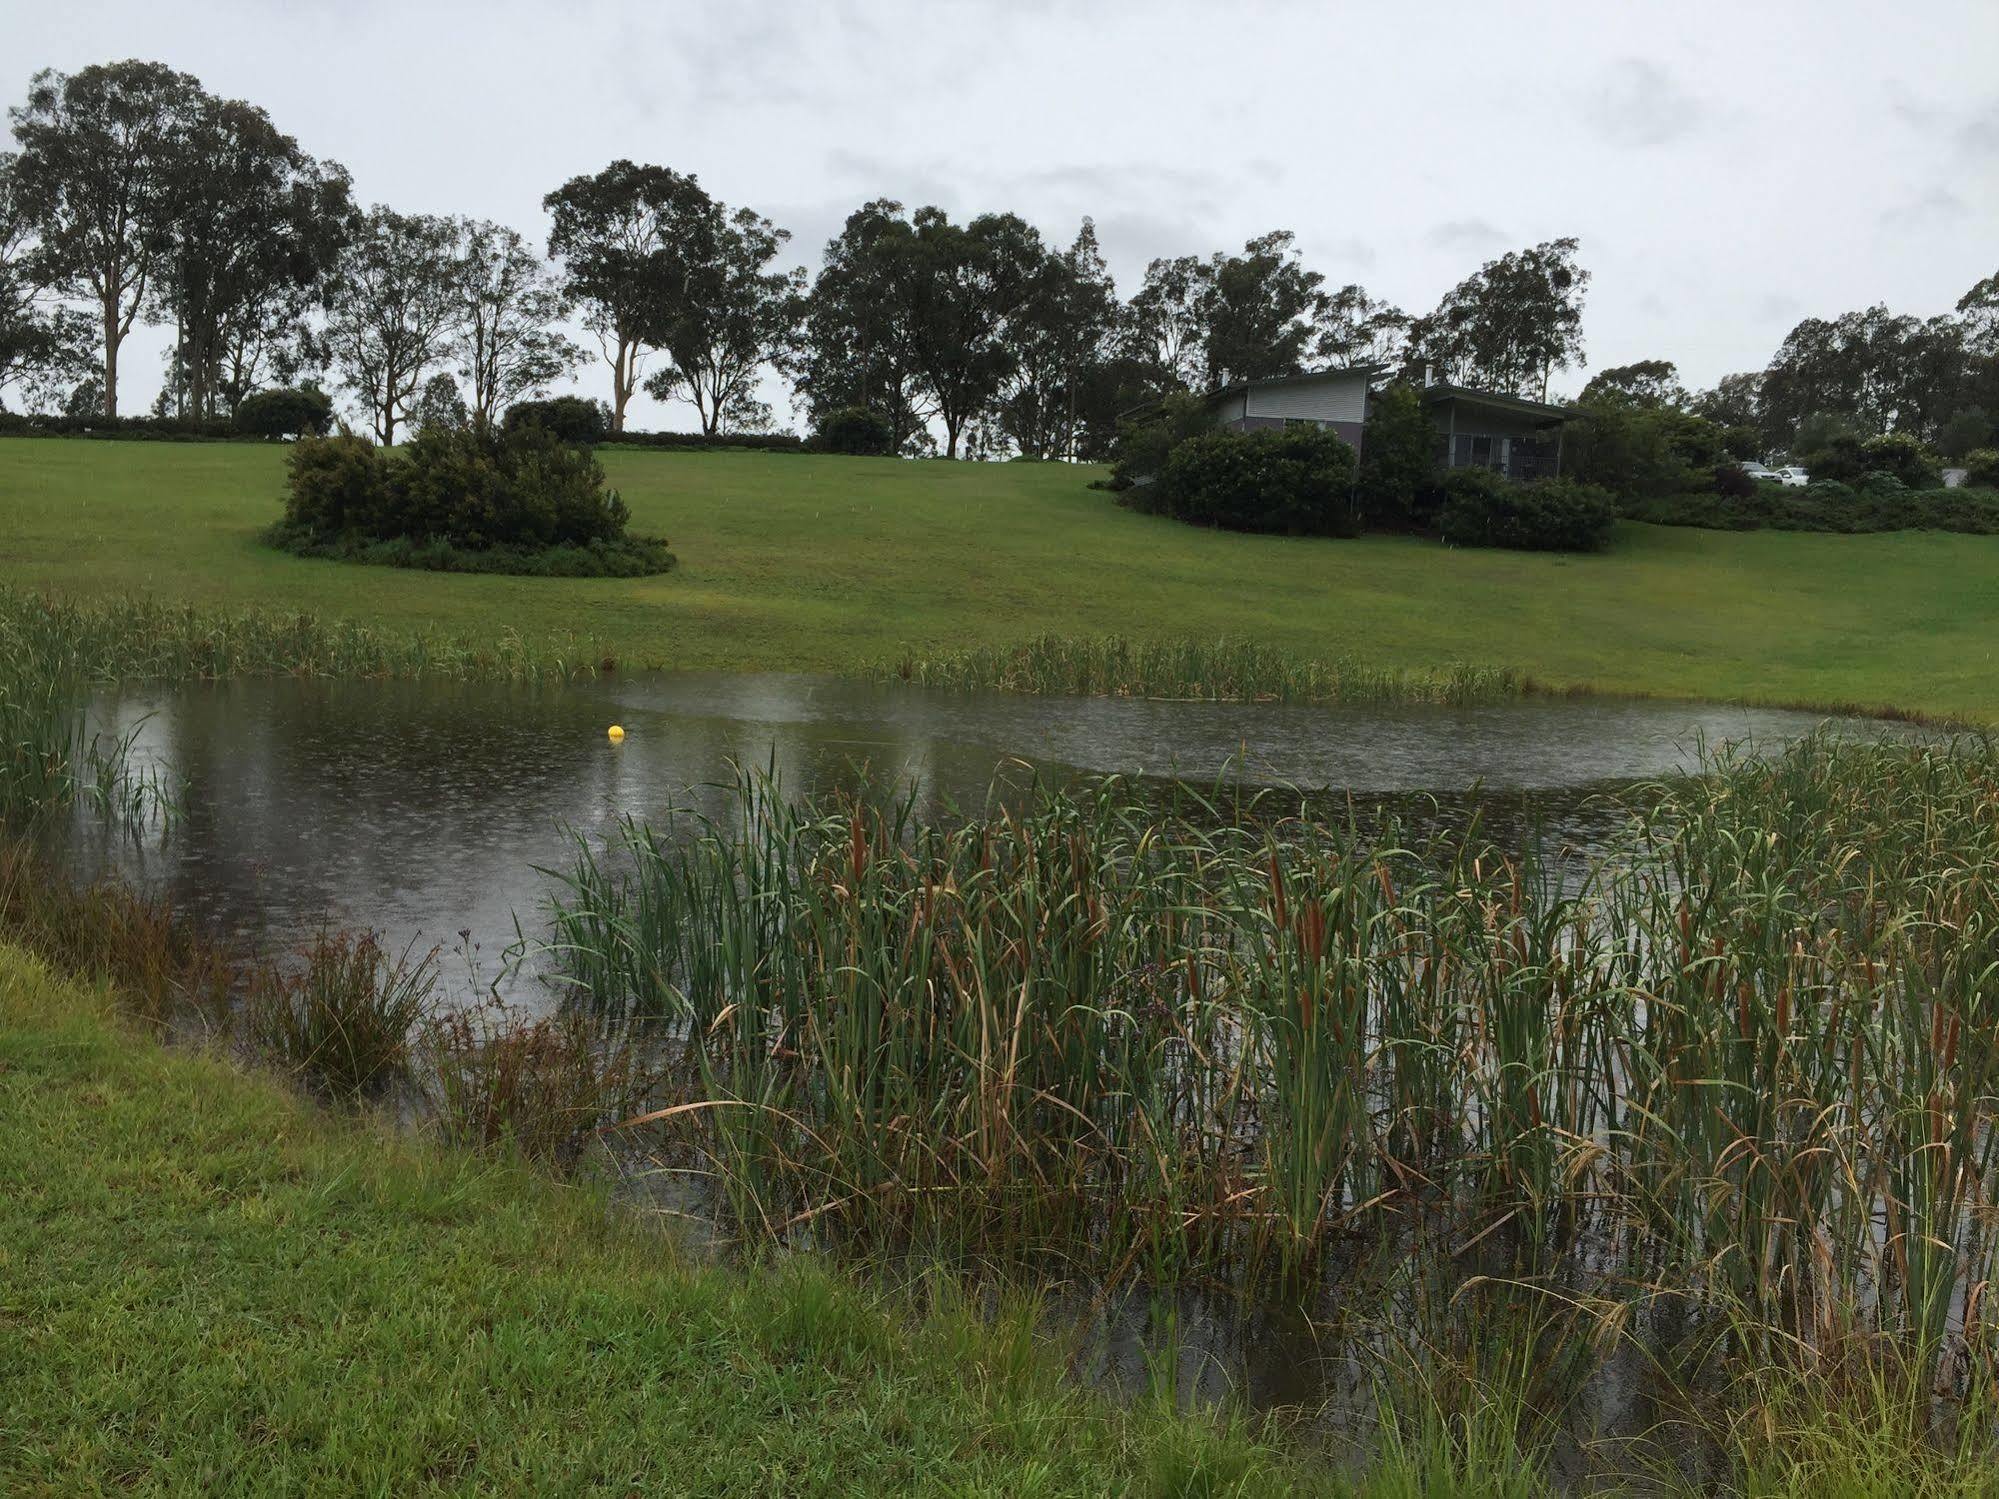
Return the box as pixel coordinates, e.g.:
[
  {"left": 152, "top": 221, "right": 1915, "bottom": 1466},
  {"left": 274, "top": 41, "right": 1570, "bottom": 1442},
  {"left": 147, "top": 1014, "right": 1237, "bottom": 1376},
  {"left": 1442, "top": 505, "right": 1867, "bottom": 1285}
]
[
  {"left": 547, "top": 736, "right": 1999, "bottom": 1401},
  {"left": 0, "top": 944, "right": 1322, "bottom": 1496},
  {"left": 7, "top": 437, "right": 1999, "bottom": 721},
  {"left": 880, "top": 633, "right": 1534, "bottom": 705}
]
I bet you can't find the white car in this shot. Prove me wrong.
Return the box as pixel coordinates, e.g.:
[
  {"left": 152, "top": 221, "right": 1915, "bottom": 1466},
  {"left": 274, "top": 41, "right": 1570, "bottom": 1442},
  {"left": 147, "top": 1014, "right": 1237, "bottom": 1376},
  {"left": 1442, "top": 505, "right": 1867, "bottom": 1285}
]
[
  {"left": 1736, "top": 461, "right": 1777, "bottom": 482},
  {"left": 1772, "top": 466, "right": 1808, "bottom": 487}
]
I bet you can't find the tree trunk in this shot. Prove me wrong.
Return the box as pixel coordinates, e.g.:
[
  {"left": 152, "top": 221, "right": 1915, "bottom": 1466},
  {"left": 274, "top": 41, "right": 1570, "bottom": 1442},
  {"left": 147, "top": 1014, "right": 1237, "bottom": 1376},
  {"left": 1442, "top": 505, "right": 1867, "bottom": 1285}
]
[
  {"left": 611, "top": 336, "right": 635, "bottom": 432},
  {"left": 102, "top": 296, "right": 120, "bottom": 418},
  {"left": 944, "top": 412, "right": 960, "bottom": 459}
]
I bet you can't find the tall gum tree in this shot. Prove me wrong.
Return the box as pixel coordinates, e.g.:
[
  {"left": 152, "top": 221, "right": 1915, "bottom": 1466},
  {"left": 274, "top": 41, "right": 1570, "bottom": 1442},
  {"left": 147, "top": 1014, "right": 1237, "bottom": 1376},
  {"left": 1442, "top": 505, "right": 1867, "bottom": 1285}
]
[
  {"left": 543, "top": 160, "right": 709, "bottom": 433},
  {"left": 9, "top": 60, "right": 204, "bottom": 417}
]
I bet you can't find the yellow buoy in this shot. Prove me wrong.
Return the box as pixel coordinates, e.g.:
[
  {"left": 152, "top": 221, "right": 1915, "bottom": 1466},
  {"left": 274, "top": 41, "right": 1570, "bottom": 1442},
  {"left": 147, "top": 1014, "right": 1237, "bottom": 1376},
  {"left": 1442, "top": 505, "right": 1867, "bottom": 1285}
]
[{"left": 607, "top": 724, "right": 625, "bottom": 743}]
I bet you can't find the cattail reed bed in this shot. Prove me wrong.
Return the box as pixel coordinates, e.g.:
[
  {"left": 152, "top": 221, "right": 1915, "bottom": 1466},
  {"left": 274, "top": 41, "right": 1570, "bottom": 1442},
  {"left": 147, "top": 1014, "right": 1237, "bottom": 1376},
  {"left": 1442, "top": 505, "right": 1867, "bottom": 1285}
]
[
  {"left": 879, "top": 632, "right": 1535, "bottom": 706},
  {"left": 0, "top": 586, "right": 612, "bottom": 683},
  {"left": 547, "top": 734, "right": 1999, "bottom": 1378}
]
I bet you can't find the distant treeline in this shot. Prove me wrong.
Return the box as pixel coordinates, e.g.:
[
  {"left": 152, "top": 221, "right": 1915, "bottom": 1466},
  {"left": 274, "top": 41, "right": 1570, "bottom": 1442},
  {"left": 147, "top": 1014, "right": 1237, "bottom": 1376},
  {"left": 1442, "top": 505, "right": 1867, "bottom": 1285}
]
[{"left": 2, "top": 60, "right": 1995, "bottom": 461}]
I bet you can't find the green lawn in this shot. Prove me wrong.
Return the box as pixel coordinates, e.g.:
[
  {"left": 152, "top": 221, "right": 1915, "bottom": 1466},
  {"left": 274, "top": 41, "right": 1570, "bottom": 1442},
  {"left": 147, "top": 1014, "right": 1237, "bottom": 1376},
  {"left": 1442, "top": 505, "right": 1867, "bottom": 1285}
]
[
  {"left": 4, "top": 436, "right": 1997, "bottom": 719},
  {"left": 0, "top": 944, "right": 1314, "bottom": 1496}
]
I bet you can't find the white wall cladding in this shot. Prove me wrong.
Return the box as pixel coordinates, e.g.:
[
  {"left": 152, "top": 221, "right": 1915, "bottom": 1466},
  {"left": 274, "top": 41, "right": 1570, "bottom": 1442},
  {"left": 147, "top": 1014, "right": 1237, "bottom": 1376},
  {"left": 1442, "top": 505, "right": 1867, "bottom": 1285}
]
[{"left": 1243, "top": 374, "right": 1369, "bottom": 425}]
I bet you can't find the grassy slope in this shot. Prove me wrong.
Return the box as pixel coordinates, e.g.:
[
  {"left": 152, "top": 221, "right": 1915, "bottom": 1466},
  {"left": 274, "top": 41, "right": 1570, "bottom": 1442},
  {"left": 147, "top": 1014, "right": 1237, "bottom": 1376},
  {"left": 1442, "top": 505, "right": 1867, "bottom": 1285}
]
[
  {"left": 3, "top": 436, "right": 1997, "bottom": 718},
  {"left": 0, "top": 944, "right": 1309, "bottom": 1497}
]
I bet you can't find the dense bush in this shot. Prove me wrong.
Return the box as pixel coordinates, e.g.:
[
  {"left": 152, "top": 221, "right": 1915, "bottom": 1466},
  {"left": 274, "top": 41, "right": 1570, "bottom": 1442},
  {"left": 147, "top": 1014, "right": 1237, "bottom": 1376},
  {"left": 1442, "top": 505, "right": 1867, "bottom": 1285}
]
[
  {"left": 271, "top": 426, "right": 673, "bottom": 576},
  {"left": 1625, "top": 484, "right": 1999, "bottom": 534},
  {"left": 1355, "top": 380, "right": 1440, "bottom": 529},
  {"left": 1712, "top": 462, "right": 1758, "bottom": 500},
  {"left": 233, "top": 386, "right": 334, "bottom": 439},
  {"left": 1438, "top": 471, "right": 1617, "bottom": 552},
  {"left": 1564, "top": 398, "right": 1728, "bottom": 499},
  {"left": 1966, "top": 449, "right": 1999, "bottom": 489},
  {"left": 596, "top": 428, "right": 806, "bottom": 452},
  {"left": 0, "top": 411, "right": 241, "bottom": 441},
  {"left": 1937, "top": 408, "right": 1993, "bottom": 463},
  {"left": 1149, "top": 425, "right": 1359, "bottom": 537},
  {"left": 1108, "top": 392, "right": 1213, "bottom": 492},
  {"left": 812, "top": 405, "right": 896, "bottom": 456},
  {"left": 1802, "top": 431, "right": 1942, "bottom": 489},
  {"left": 503, "top": 395, "right": 609, "bottom": 446}
]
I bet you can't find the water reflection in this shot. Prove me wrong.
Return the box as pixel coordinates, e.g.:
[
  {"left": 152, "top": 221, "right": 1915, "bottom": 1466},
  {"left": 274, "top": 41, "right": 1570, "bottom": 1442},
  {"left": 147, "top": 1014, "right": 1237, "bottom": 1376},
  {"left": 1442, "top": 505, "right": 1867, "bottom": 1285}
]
[{"left": 67, "top": 672, "right": 1913, "bottom": 990}]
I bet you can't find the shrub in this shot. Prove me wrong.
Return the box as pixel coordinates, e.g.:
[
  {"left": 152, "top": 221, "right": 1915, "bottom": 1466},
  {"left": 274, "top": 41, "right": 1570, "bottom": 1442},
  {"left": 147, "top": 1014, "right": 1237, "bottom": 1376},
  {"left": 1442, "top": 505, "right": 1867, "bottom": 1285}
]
[
  {"left": 595, "top": 428, "right": 805, "bottom": 452},
  {"left": 1626, "top": 484, "right": 1999, "bottom": 535},
  {"left": 1804, "top": 431, "right": 1942, "bottom": 489},
  {"left": 274, "top": 425, "right": 671, "bottom": 576},
  {"left": 1713, "top": 462, "right": 1758, "bottom": 500},
  {"left": 503, "top": 395, "right": 609, "bottom": 446},
  {"left": 1438, "top": 472, "right": 1617, "bottom": 552},
  {"left": 1355, "top": 380, "right": 1439, "bottom": 529},
  {"left": 1156, "top": 425, "right": 1359, "bottom": 536},
  {"left": 283, "top": 434, "right": 399, "bottom": 537},
  {"left": 233, "top": 386, "right": 333, "bottom": 439},
  {"left": 1935, "top": 407, "right": 1992, "bottom": 464},
  {"left": 1804, "top": 479, "right": 1857, "bottom": 504},
  {"left": 1856, "top": 470, "right": 1908, "bottom": 499},
  {"left": 812, "top": 405, "right": 896, "bottom": 456},
  {"left": 1109, "top": 391, "right": 1213, "bottom": 497},
  {"left": 1964, "top": 448, "right": 1999, "bottom": 489}
]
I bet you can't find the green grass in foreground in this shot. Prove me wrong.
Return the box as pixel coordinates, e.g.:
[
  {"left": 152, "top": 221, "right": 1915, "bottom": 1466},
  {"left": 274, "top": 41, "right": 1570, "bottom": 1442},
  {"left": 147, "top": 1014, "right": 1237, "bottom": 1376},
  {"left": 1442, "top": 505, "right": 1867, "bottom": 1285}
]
[
  {"left": 0, "top": 945, "right": 1312, "bottom": 1496},
  {"left": 5, "top": 437, "right": 1999, "bottom": 720}
]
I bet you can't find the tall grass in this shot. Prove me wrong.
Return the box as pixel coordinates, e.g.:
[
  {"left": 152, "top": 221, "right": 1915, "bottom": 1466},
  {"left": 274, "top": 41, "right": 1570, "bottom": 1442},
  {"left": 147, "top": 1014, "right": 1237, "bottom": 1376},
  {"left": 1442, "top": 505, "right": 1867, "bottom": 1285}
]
[
  {"left": 0, "top": 587, "right": 613, "bottom": 683},
  {"left": 245, "top": 931, "right": 436, "bottom": 1097},
  {"left": 879, "top": 633, "right": 1533, "bottom": 705},
  {"left": 545, "top": 735, "right": 1999, "bottom": 1385}
]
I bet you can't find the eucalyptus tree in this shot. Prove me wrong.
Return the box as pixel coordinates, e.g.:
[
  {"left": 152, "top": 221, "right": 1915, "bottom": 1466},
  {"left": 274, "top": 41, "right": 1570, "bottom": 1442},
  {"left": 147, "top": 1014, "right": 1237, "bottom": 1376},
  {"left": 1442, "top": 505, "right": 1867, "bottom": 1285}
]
[
  {"left": 799, "top": 199, "right": 929, "bottom": 451},
  {"left": 1404, "top": 238, "right": 1590, "bottom": 398},
  {"left": 1201, "top": 230, "right": 1328, "bottom": 387},
  {"left": 1313, "top": 283, "right": 1408, "bottom": 369},
  {"left": 323, "top": 206, "right": 461, "bottom": 444},
  {"left": 0, "top": 152, "right": 91, "bottom": 408},
  {"left": 642, "top": 202, "right": 806, "bottom": 434},
  {"left": 157, "top": 91, "right": 353, "bottom": 418},
  {"left": 543, "top": 160, "right": 710, "bottom": 432},
  {"left": 8, "top": 60, "right": 205, "bottom": 416},
  {"left": 995, "top": 218, "right": 1119, "bottom": 459},
  {"left": 900, "top": 207, "right": 1046, "bottom": 459},
  {"left": 451, "top": 219, "right": 579, "bottom": 433},
  {"left": 1125, "top": 254, "right": 1210, "bottom": 393}
]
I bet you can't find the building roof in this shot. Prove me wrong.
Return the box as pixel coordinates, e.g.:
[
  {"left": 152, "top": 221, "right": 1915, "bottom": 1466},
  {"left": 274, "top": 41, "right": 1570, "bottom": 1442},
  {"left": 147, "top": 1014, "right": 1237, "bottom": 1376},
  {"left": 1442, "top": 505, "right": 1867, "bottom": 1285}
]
[
  {"left": 1203, "top": 365, "right": 1384, "bottom": 403},
  {"left": 1419, "top": 383, "right": 1572, "bottom": 424}
]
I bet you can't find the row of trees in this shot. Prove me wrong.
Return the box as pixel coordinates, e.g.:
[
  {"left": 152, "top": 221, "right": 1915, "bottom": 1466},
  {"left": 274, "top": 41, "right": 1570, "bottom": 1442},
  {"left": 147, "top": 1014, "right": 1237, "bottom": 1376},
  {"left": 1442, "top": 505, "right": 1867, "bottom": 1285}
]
[
  {"left": 1591, "top": 272, "right": 1999, "bottom": 463},
  {"left": 26, "top": 58, "right": 1985, "bottom": 465},
  {"left": 1, "top": 60, "right": 1601, "bottom": 456}
]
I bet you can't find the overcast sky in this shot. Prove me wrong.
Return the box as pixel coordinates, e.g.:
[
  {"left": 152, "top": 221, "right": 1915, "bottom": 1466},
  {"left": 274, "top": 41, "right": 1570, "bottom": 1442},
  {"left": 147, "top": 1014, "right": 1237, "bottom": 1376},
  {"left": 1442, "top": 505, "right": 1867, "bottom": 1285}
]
[{"left": 7, "top": 0, "right": 1997, "bottom": 430}]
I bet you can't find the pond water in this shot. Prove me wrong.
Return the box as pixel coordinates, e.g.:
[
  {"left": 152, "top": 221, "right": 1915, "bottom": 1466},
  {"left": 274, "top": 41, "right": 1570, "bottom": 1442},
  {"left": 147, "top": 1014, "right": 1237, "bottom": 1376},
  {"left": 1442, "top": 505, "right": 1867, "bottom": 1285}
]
[
  {"left": 47, "top": 671, "right": 1928, "bottom": 1462},
  {"left": 67, "top": 671, "right": 1910, "bottom": 993}
]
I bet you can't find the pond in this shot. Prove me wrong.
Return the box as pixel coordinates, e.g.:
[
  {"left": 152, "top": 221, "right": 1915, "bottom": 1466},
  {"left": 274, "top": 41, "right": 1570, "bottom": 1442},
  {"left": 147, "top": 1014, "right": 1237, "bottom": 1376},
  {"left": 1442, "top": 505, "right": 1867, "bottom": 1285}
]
[{"left": 66, "top": 671, "right": 1911, "bottom": 994}]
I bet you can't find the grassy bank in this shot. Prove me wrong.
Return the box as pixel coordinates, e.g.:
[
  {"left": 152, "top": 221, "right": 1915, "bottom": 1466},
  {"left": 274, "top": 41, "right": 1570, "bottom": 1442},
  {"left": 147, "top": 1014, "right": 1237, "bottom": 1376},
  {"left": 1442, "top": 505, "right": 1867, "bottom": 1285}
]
[
  {"left": 4, "top": 437, "right": 1999, "bottom": 719},
  {"left": 0, "top": 944, "right": 1320, "bottom": 1496}
]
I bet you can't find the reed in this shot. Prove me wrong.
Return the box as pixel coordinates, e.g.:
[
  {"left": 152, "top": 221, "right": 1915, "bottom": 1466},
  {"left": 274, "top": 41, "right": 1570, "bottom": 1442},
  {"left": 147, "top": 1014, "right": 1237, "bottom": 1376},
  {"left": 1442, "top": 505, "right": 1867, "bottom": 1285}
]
[
  {"left": 245, "top": 930, "right": 436, "bottom": 1097},
  {"left": 0, "top": 586, "right": 612, "bottom": 683},
  {"left": 877, "top": 633, "right": 1533, "bottom": 705},
  {"left": 420, "top": 999, "right": 647, "bottom": 1165},
  {"left": 544, "top": 734, "right": 1999, "bottom": 1381}
]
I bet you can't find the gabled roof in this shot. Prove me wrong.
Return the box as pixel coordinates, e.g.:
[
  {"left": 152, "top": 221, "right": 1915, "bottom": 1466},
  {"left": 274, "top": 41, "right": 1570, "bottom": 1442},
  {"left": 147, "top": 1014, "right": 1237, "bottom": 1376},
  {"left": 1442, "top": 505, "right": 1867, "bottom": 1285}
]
[
  {"left": 1203, "top": 365, "right": 1385, "bottom": 403},
  {"left": 1419, "top": 383, "right": 1572, "bottom": 423}
]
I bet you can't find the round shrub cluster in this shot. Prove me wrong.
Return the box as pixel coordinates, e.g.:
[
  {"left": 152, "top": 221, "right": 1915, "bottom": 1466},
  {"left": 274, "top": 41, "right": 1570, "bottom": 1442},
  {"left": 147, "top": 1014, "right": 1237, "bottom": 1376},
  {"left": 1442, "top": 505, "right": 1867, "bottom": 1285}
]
[
  {"left": 812, "top": 405, "right": 896, "bottom": 455},
  {"left": 1143, "top": 425, "right": 1359, "bottom": 537},
  {"left": 501, "top": 395, "right": 609, "bottom": 446},
  {"left": 272, "top": 426, "right": 673, "bottom": 577},
  {"left": 1438, "top": 470, "right": 1617, "bottom": 552}
]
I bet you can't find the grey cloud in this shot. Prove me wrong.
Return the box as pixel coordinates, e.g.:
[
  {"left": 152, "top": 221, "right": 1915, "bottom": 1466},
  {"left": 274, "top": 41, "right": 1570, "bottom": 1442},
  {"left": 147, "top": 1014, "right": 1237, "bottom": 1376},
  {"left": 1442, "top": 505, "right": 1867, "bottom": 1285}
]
[
  {"left": 1960, "top": 100, "right": 1999, "bottom": 156},
  {"left": 1585, "top": 59, "right": 1701, "bottom": 148},
  {"left": 1426, "top": 218, "right": 1506, "bottom": 252},
  {"left": 1883, "top": 186, "right": 1968, "bottom": 226}
]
